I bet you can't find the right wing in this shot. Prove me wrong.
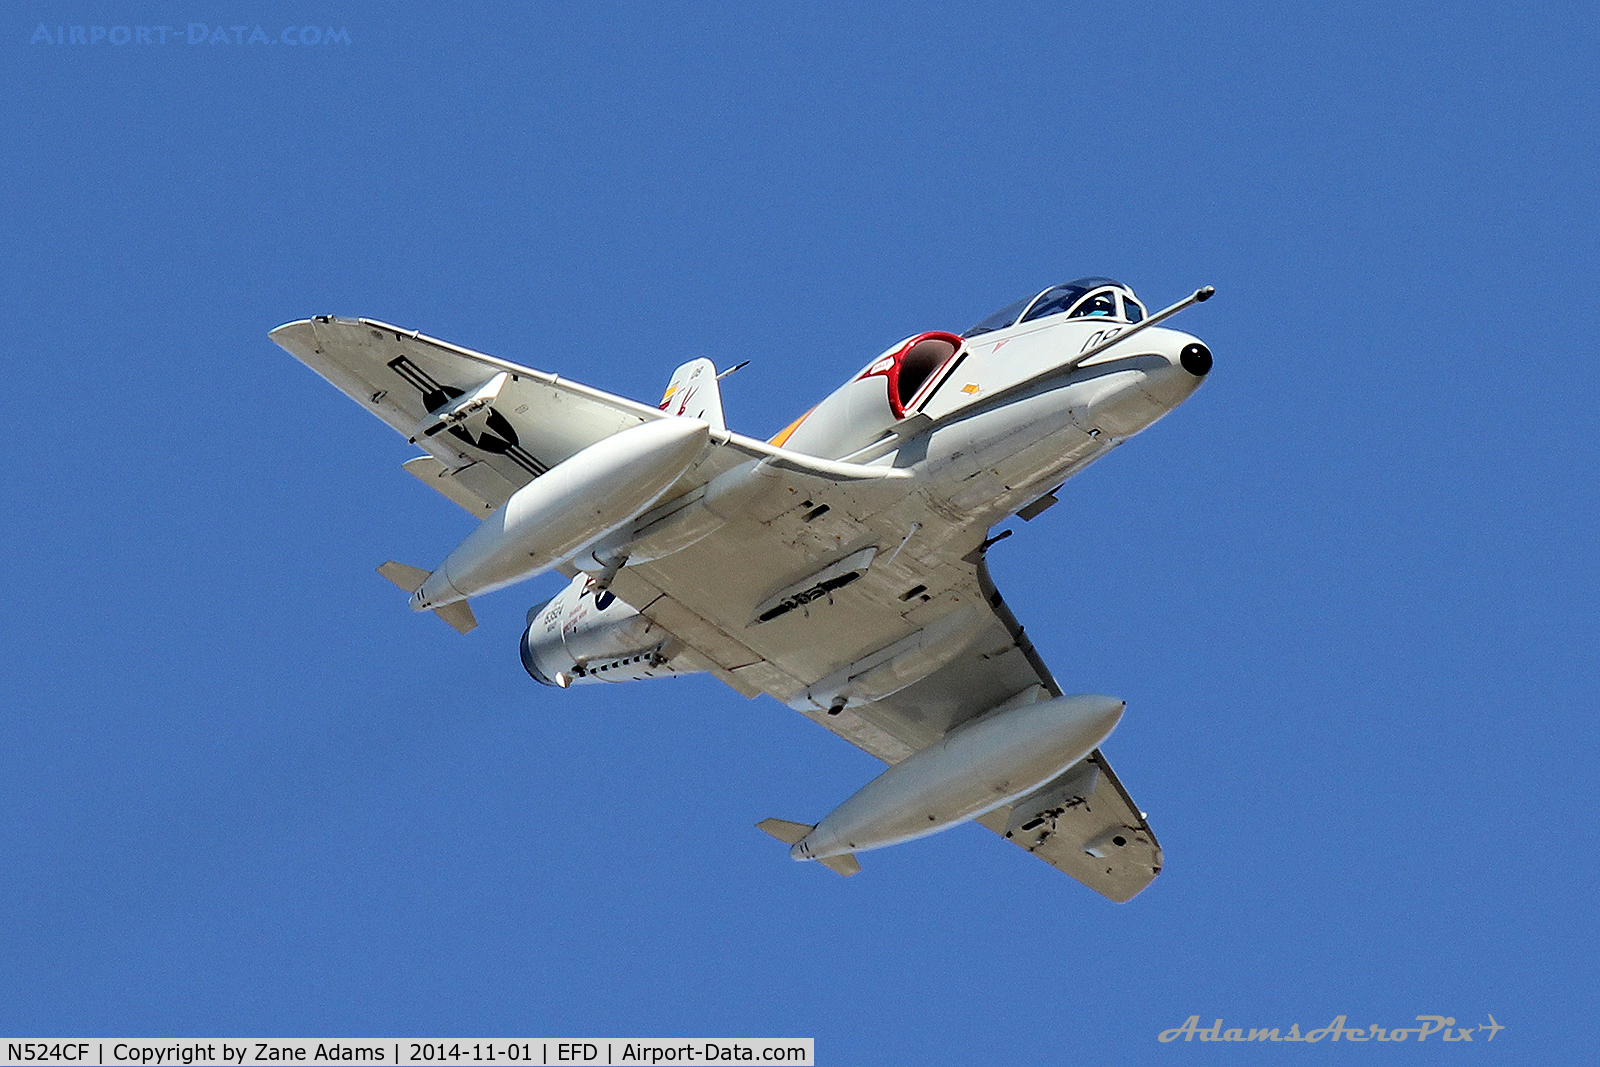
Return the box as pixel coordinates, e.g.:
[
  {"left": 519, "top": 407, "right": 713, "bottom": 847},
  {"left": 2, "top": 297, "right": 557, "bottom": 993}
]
[{"left": 272, "top": 316, "right": 672, "bottom": 514}]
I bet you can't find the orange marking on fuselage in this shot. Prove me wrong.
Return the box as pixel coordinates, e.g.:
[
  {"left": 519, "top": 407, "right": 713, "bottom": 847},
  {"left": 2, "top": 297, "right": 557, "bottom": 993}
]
[{"left": 769, "top": 406, "right": 815, "bottom": 446}]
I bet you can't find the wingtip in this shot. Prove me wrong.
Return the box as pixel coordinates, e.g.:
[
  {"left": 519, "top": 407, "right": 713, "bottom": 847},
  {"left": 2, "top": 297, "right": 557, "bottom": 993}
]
[{"left": 267, "top": 318, "right": 317, "bottom": 346}]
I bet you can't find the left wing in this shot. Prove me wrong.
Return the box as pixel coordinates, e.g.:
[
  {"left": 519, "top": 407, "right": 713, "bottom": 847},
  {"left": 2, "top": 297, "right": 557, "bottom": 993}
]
[{"left": 604, "top": 466, "right": 1162, "bottom": 900}]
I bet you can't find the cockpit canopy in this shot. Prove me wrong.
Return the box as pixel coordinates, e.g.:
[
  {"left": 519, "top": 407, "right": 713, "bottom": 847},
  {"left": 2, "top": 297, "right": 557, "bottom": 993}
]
[{"left": 963, "top": 277, "right": 1146, "bottom": 338}]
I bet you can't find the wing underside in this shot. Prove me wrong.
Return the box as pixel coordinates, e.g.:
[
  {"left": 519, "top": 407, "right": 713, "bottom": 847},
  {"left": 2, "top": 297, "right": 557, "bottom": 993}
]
[{"left": 606, "top": 464, "right": 1163, "bottom": 901}]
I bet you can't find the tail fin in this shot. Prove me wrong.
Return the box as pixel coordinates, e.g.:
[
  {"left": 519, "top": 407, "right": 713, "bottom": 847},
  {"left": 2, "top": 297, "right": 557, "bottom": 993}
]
[
  {"left": 377, "top": 561, "right": 478, "bottom": 634},
  {"left": 659, "top": 357, "right": 725, "bottom": 430}
]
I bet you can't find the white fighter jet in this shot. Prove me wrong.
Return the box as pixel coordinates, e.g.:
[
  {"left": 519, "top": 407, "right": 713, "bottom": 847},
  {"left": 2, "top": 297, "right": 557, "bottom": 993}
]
[{"left": 272, "top": 277, "right": 1214, "bottom": 900}]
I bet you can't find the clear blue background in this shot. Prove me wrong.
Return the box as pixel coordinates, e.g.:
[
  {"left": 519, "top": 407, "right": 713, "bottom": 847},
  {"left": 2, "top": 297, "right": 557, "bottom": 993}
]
[{"left": 4, "top": 2, "right": 1595, "bottom": 1062}]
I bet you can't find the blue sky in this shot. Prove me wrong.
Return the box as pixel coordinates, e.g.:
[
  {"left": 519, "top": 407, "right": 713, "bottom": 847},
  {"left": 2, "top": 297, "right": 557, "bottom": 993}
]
[{"left": 4, "top": 1, "right": 1596, "bottom": 1061}]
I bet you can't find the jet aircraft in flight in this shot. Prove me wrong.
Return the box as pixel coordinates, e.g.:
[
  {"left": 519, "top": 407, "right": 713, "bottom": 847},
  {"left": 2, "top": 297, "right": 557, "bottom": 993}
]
[{"left": 272, "top": 277, "right": 1214, "bottom": 900}]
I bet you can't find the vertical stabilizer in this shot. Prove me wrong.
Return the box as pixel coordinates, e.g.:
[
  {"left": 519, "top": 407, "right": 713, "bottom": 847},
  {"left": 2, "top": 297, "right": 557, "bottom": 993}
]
[{"left": 659, "top": 358, "right": 725, "bottom": 430}]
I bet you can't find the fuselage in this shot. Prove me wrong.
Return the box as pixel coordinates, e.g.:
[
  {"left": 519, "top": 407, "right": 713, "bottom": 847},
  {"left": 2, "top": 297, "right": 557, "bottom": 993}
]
[{"left": 520, "top": 278, "right": 1211, "bottom": 688}]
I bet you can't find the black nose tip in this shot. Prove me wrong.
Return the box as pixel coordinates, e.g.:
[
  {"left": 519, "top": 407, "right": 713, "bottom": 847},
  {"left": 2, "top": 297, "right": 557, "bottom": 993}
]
[{"left": 1180, "top": 342, "right": 1212, "bottom": 377}]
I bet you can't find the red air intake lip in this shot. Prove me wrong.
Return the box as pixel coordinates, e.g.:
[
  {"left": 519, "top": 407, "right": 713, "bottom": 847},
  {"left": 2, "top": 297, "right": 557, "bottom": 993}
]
[{"left": 859, "top": 331, "right": 965, "bottom": 418}]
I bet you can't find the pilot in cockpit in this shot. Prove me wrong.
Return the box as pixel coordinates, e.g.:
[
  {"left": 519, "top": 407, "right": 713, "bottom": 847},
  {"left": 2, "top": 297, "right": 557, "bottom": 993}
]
[
  {"left": 1070, "top": 291, "right": 1119, "bottom": 317},
  {"left": 964, "top": 278, "right": 1147, "bottom": 338}
]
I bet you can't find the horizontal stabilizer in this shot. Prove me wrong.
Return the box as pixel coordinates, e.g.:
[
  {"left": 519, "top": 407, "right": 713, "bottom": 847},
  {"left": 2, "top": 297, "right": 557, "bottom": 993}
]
[
  {"left": 818, "top": 853, "right": 861, "bottom": 877},
  {"left": 756, "top": 818, "right": 813, "bottom": 845},
  {"left": 433, "top": 600, "right": 478, "bottom": 634},
  {"left": 377, "top": 560, "right": 430, "bottom": 593}
]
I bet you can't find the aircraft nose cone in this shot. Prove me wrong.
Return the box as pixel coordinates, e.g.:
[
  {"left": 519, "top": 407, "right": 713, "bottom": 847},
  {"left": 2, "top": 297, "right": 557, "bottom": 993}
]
[{"left": 1179, "top": 342, "right": 1212, "bottom": 377}]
